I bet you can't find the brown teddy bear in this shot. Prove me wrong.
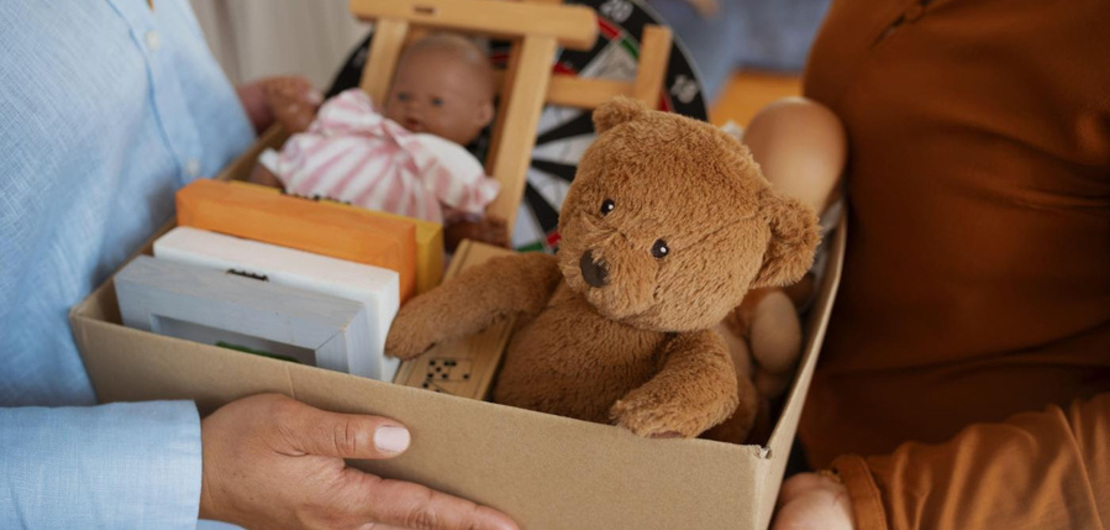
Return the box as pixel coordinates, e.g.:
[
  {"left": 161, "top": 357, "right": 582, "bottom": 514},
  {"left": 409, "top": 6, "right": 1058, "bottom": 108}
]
[{"left": 385, "top": 97, "right": 819, "bottom": 439}]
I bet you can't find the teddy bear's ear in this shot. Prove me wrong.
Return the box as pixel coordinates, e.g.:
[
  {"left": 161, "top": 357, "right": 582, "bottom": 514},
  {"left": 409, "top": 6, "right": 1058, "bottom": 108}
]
[
  {"left": 593, "top": 96, "right": 649, "bottom": 133},
  {"left": 751, "top": 189, "right": 821, "bottom": 289}
]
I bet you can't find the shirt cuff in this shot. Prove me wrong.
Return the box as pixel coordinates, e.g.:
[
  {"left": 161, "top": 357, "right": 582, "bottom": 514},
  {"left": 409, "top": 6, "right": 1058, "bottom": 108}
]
[
  {"left": 0, "top": 401, "right": 202, "bottom": 529},
  {"left": 832, "top": 454, "right": 890, "bottom": 530}
]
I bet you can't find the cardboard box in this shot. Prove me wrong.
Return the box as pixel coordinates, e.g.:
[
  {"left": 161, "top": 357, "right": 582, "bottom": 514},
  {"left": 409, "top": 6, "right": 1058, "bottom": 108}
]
[{"left": 69, "top": 131, "right": 846, "bottom": 530}]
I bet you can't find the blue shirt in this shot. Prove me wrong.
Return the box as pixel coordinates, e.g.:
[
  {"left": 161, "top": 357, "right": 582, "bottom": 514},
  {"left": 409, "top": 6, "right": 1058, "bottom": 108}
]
[{"left": 0, "top": 0, "right": 254, "bottom": 527}]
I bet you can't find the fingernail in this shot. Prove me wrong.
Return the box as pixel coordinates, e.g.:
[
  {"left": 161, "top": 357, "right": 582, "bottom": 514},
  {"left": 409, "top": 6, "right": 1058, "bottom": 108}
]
[{"left": 374, "top": 426, "right": 411, "bottom": 453}]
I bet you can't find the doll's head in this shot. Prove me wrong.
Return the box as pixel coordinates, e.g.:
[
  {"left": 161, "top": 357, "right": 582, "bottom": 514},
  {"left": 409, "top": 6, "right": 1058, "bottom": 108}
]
[{"left": 383, "top": 33, "right": 496, "bottom": 146}]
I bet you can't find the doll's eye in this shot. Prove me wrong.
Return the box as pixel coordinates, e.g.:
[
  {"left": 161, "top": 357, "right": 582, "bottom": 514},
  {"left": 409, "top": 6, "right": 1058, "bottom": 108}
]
[
  {"left": 651, "top": 239, "right": 669, "bottom": 259},
  {"left": 397, "top": 92, "right": 412, "bottom": 102},
  {"left": 600, "top": 199, "right": 615, "bottom": 216},
  {"left": 431, "top": 97, "right": 444, "bottom": 107}
]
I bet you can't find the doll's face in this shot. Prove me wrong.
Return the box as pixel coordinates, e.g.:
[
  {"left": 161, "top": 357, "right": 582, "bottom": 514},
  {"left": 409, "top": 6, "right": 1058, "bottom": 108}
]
[{"left": 383, "top": 46, "right": 494, "bottom": 146}]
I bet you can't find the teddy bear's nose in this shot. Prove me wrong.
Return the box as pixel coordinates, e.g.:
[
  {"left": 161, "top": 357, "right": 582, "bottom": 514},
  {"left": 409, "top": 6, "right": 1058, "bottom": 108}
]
[{"left": 579, "top": 250, "right": 609, "bottom": 288}]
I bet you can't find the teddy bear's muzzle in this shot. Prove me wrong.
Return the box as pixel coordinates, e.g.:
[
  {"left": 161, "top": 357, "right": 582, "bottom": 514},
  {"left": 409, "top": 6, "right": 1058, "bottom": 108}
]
[{"left": 579, "top": 250, "right": 610, "bottom": 288}]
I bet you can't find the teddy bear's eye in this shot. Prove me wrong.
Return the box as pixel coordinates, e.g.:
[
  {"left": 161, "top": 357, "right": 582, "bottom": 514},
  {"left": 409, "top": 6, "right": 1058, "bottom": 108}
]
[
  {"left": 600, "top": 199, "right": 615, "bottom": 216},
  {"left": 651, "top": 239, "right": 669, "bottom": 259}
]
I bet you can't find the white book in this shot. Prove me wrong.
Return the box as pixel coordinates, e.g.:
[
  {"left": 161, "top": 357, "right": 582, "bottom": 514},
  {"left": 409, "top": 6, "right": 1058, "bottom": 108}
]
[{"left": 154, "top": 226, "right": 401, "bottom": 381}]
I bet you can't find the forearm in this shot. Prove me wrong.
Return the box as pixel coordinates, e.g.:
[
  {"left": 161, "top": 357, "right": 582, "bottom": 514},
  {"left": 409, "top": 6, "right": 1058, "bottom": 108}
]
[
  {"left": 0, "top": 401, "right": 202, "bottom": 529},
  {"left": 833, "top": 393, "right": 1110, "bottom": 530}
]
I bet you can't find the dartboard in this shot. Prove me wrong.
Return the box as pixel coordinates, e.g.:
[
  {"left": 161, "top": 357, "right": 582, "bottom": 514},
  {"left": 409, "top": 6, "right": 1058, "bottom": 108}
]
[{"left": 326, "top": 0, "right": 708, "bottom": 252}]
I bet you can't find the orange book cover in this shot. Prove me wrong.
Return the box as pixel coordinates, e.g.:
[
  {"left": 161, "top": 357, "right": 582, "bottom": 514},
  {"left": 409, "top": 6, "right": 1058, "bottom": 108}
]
[
  {"left": 176, "top": 179, "right": 417, "bottom": 301},
  {"left": 227, "top": 181, "right": 444, "bottom": 295}
]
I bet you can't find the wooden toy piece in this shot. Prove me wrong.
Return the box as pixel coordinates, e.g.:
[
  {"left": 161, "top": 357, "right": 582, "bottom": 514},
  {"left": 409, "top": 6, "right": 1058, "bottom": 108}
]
[
  {"left": 175, "top": 178, "right": 419, "bottom": 301},
  {"left": 348, "top": 0, "right": 599, "bottom": 236},
  {"left": 418, "top": 358, "right": 473, "bottom": 394},
  {"left": 360, "top": 18, "right": 410, "bottom": 106},
  {"left": 367, "top": 208, "right": 443, "bottom": 295},
  {"left": 630, "top": 26, "right": 672, "bottom": 106},
  {"left": 153, "top": 226, "right": 402, "bottom": 381},
  {"left": 115, "top": 256, "right": 372, "bottom": 375},
  {"left": 349, "top": 0, "right": 598, "bottom": 50},
  {"left": 392, "top": 239, "right": 515, "bottom": 399},
  {"left": 483, "top": 34, "right": 559, "bottom": 233},
  {"left": 227, "top": 181, "right": 444, "bottom": 295},
  {"left": 507, "top": 24, "right": 674, "bottom": 110}
]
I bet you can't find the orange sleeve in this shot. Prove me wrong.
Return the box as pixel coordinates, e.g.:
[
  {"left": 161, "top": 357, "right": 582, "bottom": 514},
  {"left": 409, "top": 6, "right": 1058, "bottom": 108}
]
[{"left": 831, "top": 393, "right": 1110, "bottom": 530}]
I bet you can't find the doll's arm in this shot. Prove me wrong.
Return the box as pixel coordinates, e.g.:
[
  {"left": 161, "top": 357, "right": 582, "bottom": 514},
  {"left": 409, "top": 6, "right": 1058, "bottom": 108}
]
[
  {"left": 384, "top": 252, "right": 562, "bottom": 360},
  {"left": 610, "top": 329, "right": 740, "bottom": 438},
  {"left": 740, "top": 288, "right": 803, "bottom": 399},
  {"left": 741, "top": 97, "right": 846, "bottom": 215}
]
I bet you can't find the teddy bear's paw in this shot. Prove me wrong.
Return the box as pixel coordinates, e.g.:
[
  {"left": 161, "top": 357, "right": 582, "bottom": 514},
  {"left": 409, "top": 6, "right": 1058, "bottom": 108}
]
[
  {"left": 610, "top": 394, "right": 703, "bottom": 439},
  {"left": 383, "top": 314, "right": 440, "bottom": 361}
]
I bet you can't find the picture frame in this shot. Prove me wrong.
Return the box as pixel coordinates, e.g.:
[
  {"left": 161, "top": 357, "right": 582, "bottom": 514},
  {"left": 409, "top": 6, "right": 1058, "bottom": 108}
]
[
  {"left": 115, "top": 255, "right": 372, "bottom": 375},
  {"left": 153, "top": 226, "right": 401, "bottom": 380}
]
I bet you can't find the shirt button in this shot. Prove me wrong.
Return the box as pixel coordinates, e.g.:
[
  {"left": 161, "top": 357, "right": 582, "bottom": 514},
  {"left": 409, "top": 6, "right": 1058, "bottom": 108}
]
[
  {"left": 184, "top": 159, "right": 201, "bottom": 177},
  {"left": 144, "top": 30, "right": 162, "bottom": 52}
]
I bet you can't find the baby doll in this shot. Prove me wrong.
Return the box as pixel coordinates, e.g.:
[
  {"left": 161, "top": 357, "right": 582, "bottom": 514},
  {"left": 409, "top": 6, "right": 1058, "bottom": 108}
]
[{"left": 252, "top": 33, "right": 509, "bottom": 250}]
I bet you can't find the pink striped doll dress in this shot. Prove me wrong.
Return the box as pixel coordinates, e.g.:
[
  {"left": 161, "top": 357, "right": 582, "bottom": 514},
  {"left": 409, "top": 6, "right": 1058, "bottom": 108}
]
[{"left": 261, "top": 88, "right": 500, "bottom": 224}]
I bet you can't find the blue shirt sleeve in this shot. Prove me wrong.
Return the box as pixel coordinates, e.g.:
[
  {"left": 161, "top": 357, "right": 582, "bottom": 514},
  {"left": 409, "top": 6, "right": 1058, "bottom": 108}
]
[
  {"left": 0, "top": 0, "right": 254, "bottom": 527},
  {"left": 0, "top": 401, "right": 202, "bottom": 529}
]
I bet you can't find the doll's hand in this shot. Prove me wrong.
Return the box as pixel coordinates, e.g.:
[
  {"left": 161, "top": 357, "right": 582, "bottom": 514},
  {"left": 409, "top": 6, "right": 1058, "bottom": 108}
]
[
  {"left": 444, "top": 216, "right": 510, "bottom": 252},
  {"left": 236, "top": 75, "right": 321, "bottom": 134},
  {"left": 263, "top": 76, "right": 323, "bottom": 134}
]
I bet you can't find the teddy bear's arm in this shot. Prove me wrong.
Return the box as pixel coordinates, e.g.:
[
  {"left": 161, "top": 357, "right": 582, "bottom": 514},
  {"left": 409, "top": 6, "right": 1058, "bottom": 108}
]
[
  {"left": 609, "top": 329, "right": 740, "bottom": 438},
  {"left": 384, "top": 252, "right": 562, "bottom": 360}
]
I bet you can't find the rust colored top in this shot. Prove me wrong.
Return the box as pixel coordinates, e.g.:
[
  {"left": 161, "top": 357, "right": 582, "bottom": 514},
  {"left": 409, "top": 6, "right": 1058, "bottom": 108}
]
[{"left": 799, "top": 0, "right": 1110, "bottom": 527}]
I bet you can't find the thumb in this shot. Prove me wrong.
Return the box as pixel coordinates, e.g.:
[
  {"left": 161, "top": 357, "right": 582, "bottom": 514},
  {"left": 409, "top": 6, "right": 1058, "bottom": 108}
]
[{"left": 281, "top": 401, "right": 412, "bottom": 459}]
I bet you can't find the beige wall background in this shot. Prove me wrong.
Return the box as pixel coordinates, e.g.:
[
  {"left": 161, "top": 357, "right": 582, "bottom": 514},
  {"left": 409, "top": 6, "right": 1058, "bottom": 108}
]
[{"left": 189, "top": 0, "right": 370, "bottom": 88}]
